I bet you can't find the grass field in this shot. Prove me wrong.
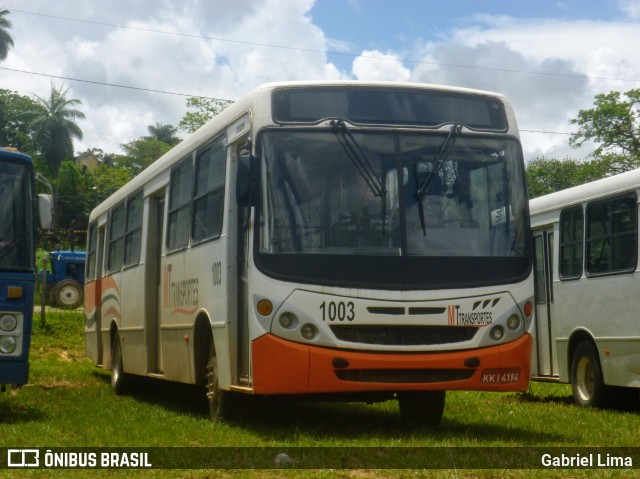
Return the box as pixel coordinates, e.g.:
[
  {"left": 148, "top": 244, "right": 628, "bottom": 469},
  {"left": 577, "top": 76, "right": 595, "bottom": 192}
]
[{"left": 1, "top": 310, "right": 639, "bottom": 478}]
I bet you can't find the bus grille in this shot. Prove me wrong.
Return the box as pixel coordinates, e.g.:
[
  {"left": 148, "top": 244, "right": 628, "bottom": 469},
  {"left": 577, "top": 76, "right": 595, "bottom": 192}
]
[
  {"left": 335, "top": 368, "right": 475, "bottom": 383},
  {"left": 329, "top": 325, "right": 478, "bottom": 346}
]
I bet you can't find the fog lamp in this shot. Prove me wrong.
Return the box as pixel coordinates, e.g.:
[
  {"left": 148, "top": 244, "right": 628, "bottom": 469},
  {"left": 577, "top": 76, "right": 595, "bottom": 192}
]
[
  {"left": 279, "top": 312, "right": 298, "bottom": 329},
  {"left": 0, "top": 336, "right": 17, "bottom": 354},
  {"left": 301, "top": 324, "right": 317, "bottom": 340},
  {"left": 489, "top": 325, "right": 504, "bottom": 341},
  {"left": 507, "top": 314, "right": 521, "bottom": 330}
]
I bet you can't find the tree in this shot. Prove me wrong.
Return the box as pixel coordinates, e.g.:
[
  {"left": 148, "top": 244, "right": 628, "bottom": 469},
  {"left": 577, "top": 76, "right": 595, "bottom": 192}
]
[
  {"left": 0, "top": 9, "right": 14, "bottom": 62},
  {"left": 178, "top": 96, "right": 233, "bottom": 134},
  {"left": 30, "top": 83, "right": 85, "bottom": 178},
  {"left": 86, "top": 163, "right": 132, "bottom": 206},
  {"left": 114, "top": 137, "right": 172, "bottom": 176},
  {"left": 0, "top": 89, "right": 40, "bottom": 152},
  {"left": 570, "top": 89, "right": 640, "bottom": 174},
  {"left": 56, "top": 161, "right": 90, "bottom": 231},
  {"left": 526, "top": 156, "right": 609, "bottom": 198},
  {"left": 147, "top": 122, "right": 180, "bottom": 146}
]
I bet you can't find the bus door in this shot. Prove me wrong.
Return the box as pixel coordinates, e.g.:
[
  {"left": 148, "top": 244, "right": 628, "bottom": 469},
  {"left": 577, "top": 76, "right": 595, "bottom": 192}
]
[
  {"left": 533, "top": 228, "right": 558, "bottom": 378},
  {"left": 145, "top": 193, "right": 164, "bottom": 374},
  {"left": 236, "top": 143, "right": 251, "bottom": 385}
]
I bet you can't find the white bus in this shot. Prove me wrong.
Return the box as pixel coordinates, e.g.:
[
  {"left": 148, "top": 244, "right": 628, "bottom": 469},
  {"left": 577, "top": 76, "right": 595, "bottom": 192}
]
[
  {"left": 85, "top": 81, "right": 534, "bottom": 427},
  {"left": 530, "top": 168, "right": 640, "bottom": 407}
]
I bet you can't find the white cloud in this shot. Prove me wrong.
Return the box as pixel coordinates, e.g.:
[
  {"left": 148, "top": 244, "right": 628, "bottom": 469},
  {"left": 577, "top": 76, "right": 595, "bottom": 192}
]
[
  {"left": 1, "top": 0, "right": 344, "bottom": 153},
  {"left": 403, "top": 15, "right": 640, "bottom": 160},
  {"left": 2, "top": 1, "right": 639, "bottom": 164},
  {"left": 616, "top": 0, "right": 640, "bottom": 19},
  {"left": 352, "top": 50, "right": 411, "bottom": 81}
]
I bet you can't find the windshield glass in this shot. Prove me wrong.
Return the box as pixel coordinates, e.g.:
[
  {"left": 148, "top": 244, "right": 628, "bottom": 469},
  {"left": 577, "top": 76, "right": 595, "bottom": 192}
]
[
  {"left": 257, "top": 128, "right": 530, "bottom": 289},
  {"left": 0, "top": 161, "right": 34, "bottom": 271}
]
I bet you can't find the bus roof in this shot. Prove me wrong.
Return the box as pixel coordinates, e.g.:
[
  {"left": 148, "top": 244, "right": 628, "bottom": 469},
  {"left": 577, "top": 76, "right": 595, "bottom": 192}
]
[
  {"left": 530, "top": 167, "right": 640, "bottom": 218},
  {"left": 0, "top": 147, "right": 34, "bottom": 165},
  {"left": 89, "top": 81, "right": 515, "bottom": 223}
]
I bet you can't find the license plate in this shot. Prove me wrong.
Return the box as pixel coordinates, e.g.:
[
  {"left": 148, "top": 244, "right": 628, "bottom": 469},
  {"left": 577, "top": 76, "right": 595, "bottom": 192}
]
[{"left": 480, "top": 368, "right": 520, "bottom": 384}]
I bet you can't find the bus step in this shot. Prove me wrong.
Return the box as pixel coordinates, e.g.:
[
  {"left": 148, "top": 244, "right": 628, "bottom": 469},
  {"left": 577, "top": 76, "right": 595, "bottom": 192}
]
[{"left": 229, "top": 385, "right": 253, "bottom": 393}]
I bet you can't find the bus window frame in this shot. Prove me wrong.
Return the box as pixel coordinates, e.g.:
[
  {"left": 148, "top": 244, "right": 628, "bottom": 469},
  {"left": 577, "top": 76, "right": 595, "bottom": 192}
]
[
  {"left": 166, "top": 157, "right": 194, "bottom": 254},
  {"left": 106, "top": 201, "right": 126, "bottom": 274},
  {"left": 584, "top": 192, "right": 638, "bottom": 277},
  {"left": 558, "top": 205, "right": 584, "bottom": 281},
  {"left": 191, "top": 135, "right": 227, "bottom": 246},
  {"left": 123, "top": 191, "right": 144, "bottom": 268}
]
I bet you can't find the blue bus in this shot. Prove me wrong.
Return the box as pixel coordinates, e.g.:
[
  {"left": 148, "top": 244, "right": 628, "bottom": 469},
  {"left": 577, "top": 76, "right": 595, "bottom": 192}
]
[{"left": 0, "top": 147, "right": 41, "bottom": 390}]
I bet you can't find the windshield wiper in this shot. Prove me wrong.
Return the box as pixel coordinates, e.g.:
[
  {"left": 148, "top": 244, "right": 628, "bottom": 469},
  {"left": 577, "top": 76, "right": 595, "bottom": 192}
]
[
  {"left": 330, "top": 119, "right": 386, "bottom": 198},
  {"left": 329, "top": 119, "right": 387, "bottom": 233},
  {"left": 414, "top": 123, "right": 462, "bottom": 236}
]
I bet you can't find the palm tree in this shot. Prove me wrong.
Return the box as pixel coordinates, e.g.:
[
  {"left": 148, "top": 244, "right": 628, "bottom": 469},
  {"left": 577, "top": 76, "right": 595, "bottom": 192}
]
[
  {"left": 147, "top": 122, "right": 180, "bottom": 146},
  {"left": 0, "top": 9, "right": 14, "bottom": 61},
  {"left": 30, "top": 83, "right": 85, "bottom": 178}
]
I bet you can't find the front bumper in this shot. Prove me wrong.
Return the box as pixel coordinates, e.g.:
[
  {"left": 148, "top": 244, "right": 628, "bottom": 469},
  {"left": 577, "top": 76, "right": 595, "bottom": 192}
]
[{"left": 251, "top": 333, "right": 532, "bottom": 394}]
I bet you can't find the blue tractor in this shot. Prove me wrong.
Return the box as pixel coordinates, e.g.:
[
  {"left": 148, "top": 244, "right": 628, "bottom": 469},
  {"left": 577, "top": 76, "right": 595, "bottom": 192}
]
[{"left": 40, "top": 250, "right": 86, "bottom": 309}]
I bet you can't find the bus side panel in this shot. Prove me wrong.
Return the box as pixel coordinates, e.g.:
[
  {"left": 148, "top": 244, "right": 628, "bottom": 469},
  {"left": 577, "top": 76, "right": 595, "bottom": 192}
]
[
  {"left": 251, "top": 333, "right": 531, "bottom": 395},
  {"left": 159, "top": 238, "right": 229, "bottom": 384},
  {"left": 119, "top": 265, "right": 147, "bottom": 375},
  {"left": 100, "top": 274, "right": 121, "bottom": 369},
  {"left": 84, "top": 279, "right": 99, "bottom": 363},
  {"left": 554, "top": 273, "right": 640, "bottom": 386}
]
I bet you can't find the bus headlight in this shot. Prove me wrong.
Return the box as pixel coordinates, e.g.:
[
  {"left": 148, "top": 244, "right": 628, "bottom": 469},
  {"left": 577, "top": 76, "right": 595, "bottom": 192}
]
[
  {"left": 0, "top": 336, "right": 17, "bottom": 354},
  {"left": 0, "top": 314, "right": 17, "bottom": 332},
  {"left": 489, "top": 325, "right": 504, "bottom": 341},
  {"left": 506, "top": 314, "right": 521, "bottom": 330},
  {"left": 301, "top": 324, "right": 317, "bottom": 340},
  {"left": 278, "top": 312, "right": 299, "bottom": 330}
]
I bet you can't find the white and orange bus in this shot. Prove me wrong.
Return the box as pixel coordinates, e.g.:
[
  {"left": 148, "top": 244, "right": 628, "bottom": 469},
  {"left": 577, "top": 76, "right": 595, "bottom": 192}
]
[{"left": 85, "top": 81, "right": 534, "bottom": 427}]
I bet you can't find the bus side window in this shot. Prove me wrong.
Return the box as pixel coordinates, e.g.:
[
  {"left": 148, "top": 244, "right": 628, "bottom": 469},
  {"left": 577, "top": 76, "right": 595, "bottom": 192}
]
[
  {"left": 193, "top": 137, "right": 226, "bottom": 243},
  {"left": 585, "top": 195, "right": 637, "bottom": 275},
  {"left": 87, "top": 224, "right": 97, "bottom": 281},
  {"left": 559, "top": 206, "right": 583, "bottom": 280},
  {"left": 124, "top": 194, "right": 143, "bottom": 266},
  {"left": 167, "top": 159, "right": 193, "bottom": 251},
  {"left": 107, "top": 203, "right": 126, "bottom": 273}
]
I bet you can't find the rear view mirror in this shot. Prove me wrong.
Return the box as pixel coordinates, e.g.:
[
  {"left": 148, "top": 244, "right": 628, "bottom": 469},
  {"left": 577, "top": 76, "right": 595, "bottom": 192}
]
[
  {"left": 37, "top": 193, "right": 53, "bottom": 230},
  {"left": 236, "top": 152, "right": 259, "bottom": 207}
]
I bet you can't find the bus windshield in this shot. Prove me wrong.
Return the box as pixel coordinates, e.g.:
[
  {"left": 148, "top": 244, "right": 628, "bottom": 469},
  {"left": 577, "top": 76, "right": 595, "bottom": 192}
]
[
  {"left": 0, "top": 162, "right": 34, "bottom": 271},
  {"left": 256, "top": 128, "right": 530, "bottom": 289}
]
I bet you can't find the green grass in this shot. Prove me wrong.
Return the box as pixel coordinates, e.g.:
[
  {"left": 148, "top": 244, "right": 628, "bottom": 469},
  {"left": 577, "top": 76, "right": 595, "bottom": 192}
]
[{"left": 1, "top": 310, "right": 639, "bottom": 478}]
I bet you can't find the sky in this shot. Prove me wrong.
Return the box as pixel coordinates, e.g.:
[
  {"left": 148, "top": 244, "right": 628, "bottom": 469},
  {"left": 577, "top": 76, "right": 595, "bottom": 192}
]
[{"left": 1, "top": 0, "right": 640, "bottom": 161}]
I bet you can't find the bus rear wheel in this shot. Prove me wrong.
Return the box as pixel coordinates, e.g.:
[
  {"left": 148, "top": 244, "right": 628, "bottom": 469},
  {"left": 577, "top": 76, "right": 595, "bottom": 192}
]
[
  {"left": 397, "top": 390, "right": 445, "bottom": 428},
  {"left": 571, "top": 341, "right": 607, "bottom": 407}
]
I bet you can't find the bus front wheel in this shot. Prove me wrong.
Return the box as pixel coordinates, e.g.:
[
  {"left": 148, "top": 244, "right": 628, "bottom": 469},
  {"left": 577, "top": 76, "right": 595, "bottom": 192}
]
[
  {"left": 206, "top": 344, "right": 230, "bottom": 421},
  {"left": 571, "top": 341, "right": 607, "bottom": 407},
  {"left": 111, "top": 335, "right": 129, "bottom": 395},
  {"left": 397, "top": 390, "right": 445, "bottom": 428}
]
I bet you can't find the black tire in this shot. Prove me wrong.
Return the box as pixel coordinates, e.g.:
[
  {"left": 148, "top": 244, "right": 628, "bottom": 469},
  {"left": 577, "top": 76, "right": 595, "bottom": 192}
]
[
  {"left": 53, "top": 279, "right": 83, "bottom": 309},
  {"left": 206, "top": 343, "right": 230, "bottom": 421},
  {"left": 111, "top": 334, "right": 129, "bottom": 395},
  {"left": 571, "top": 341, "right": 608, "bottom": 407},
  {"left": 44, "top": 284, "right": 55, "bottom": 307},
  {"left": 397, "top": 390, "right": 446, "bottom": 428}
]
